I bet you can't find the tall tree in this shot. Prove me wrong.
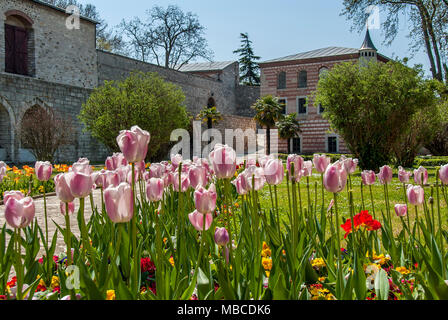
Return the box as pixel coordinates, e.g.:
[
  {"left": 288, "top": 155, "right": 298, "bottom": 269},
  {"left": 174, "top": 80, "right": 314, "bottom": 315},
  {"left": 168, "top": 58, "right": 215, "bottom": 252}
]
[
  {"left": 120, "top": 5, "right": 213, "bottom": 69},
  {"left": 42, "top": 0, "right": 126, "bottom": 54},
  {"left": 252, "top": 95, "right": 284, "bottom": 155},
  {"left": 276, "top": 113, "right": 301, "bottom": 153},
  {"left": 233, "top": 33, "right": 261, "bottom": 86},
  {"left": 342, "top": 0, "right": 448, "bottom": 82}
]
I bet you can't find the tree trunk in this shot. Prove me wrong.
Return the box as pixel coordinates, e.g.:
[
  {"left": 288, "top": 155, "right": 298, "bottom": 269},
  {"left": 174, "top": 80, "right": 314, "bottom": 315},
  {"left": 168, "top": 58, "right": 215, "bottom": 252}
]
[
  {"left": 418, "top": 4, "right": 440, "bottom": 80},
  {"left": 287, "top": 138, "right": 291, "bottom": 154}
]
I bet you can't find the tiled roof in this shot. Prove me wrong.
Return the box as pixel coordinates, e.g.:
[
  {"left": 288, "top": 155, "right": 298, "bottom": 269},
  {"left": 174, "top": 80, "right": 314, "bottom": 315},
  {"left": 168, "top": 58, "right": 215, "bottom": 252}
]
[
  {"left": 260, "top": 47, "right": 360, "bottom": 64},
  {"left": 31, "top": 0, "right": 99, "bottom": 24},
  {"left": 178, "top": 61, "right": 236, "bottom": 72}
]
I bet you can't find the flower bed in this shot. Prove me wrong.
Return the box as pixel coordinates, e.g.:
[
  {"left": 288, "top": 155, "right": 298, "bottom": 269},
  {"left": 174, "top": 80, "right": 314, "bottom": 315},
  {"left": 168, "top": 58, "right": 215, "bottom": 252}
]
[{"left": 1, "top": 127, "right": 448, "bottom": 300}]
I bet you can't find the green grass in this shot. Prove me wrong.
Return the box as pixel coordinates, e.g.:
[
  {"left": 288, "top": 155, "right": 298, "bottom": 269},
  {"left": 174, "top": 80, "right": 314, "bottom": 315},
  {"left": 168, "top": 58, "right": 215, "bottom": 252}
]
[{"left": 254, "top": 167, "right": 448, "bottom": 237}]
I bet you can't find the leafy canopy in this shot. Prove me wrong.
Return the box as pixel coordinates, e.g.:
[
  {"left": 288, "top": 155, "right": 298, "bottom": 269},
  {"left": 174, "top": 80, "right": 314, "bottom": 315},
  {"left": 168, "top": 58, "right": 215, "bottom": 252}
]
[{"left": 79, "top": 71, "right": 190, "bottom": 161}]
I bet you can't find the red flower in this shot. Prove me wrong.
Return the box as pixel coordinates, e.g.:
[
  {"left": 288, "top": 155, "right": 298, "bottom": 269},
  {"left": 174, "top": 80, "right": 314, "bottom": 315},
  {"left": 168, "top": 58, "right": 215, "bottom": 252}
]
[
  {"left": 140, "top": 257, "right": 156, "bottom": 274},
  {"left": 7, "top": 277, "right": 17, "bottom": 288},
  {"left": 0, "top": 295, "right": 6, "bottom": 300},
  {"left": 341, "top": 210, "right": 381, "bottom": 239}
]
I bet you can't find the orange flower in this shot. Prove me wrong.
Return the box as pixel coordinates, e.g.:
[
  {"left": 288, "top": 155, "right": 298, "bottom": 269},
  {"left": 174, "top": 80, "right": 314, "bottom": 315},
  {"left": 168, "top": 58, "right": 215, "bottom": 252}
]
[{"left": 341, "top": 210, "right": 381, "bottom": 239}]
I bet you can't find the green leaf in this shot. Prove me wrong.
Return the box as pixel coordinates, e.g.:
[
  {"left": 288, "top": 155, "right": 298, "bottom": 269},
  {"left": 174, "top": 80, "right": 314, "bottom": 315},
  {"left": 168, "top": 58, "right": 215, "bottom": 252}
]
[{"left": 374, "top": 269, "right": 389, "bottom": 300}]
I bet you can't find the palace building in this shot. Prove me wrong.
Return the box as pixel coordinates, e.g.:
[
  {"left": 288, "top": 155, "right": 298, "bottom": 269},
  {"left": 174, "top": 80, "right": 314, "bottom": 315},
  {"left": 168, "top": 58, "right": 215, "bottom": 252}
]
[{"left": 259, "top": 29, "right": 389, "bottom": 154}]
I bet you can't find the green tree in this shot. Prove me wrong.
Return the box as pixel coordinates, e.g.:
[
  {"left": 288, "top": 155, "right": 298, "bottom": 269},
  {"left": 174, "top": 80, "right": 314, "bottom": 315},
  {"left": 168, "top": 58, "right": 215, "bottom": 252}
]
[
  {"left": 233, "top": 33, "right": 261, "bottom": 86},
  {"left": 252, "top": 95, "right": 284, "bottom": 155},
  {"left": 276, "top": 113, "right": 301, "bottom": 154},
  {"left": 196, "top": 106, "right": 223, "bottom": 130},
  {"left": 79, "top": 71, "right": 190, "bottom": 161},
  {"left": 315, "top": 60, "right": 438, "bottom": 170}
]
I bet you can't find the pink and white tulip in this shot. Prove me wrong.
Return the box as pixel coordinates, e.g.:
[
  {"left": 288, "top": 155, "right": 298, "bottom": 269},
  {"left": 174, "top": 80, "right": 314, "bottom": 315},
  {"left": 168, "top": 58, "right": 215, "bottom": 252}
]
[
  {"left": 209, "top": 144, "right": 237, "bottom": 179},
  {"left": 194, "top": 184, "right": 217, "bottom": 214},
  {"left": 287, "top": 154, "right": 304, "bottom": 182},
  {"left": 264, "top": 159, "right": 284, "bottom": 186},
  {"left": 313, "top": 154, "right": 331, "bottom": 174},
  {"left": 104, "top": 182, "right": 134, "bottom": 223},
  {"left": 105, "top": 153, "right": 128, "bottom": 171},
  {"left": 60, "top": 201, "right": 75, "bottom": 216},
  {"left": 5, "top": 196, "right": 35, "bottom": 229},
  {"left": 413, "top": 166, "right": 428, "bottom": 185},
  {"left": 407, "top": 185, "right": 425, "bottom": 206},
  {"left": 361, "top": 170, "right": 376, "bottom": 186},
  {"left": 394, "top": 204, "right": 407, "bottom": 217},
  {"left": 116, "top": 125, "right": 150, "bottom": 163},
  {"left": 323, "top": 161, "right": 347, "bottom": 193},
  {"left": 378, "top": 165, "right": 393, "bottom": 184},
  {"left": 188, "top": 210, "right": 213, "bottom": 232},
  {"left": 398, "top": 166, "right": 412, "bottom": 184},
  {"left": 35, "top": 161, "right": 53, "bottom": 182},
  {"left": 146, "top": 178, "right": 164, "bottom": 202}
]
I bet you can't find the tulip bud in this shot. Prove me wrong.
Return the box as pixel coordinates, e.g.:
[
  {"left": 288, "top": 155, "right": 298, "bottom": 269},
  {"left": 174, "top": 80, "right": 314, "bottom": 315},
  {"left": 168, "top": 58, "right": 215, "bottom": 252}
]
[
  {"left": 361, "top": 170, "right": 376, "bottom": 186},
  {"left": 407, "top": 185, "right": 424, "bottom": 206},
  {"left": 173, "top": 172, "right": 190, "bottom": 192},
  {"left": 313, "top": 154, "right": 331, "bottom": 174},
  {"left": 194, "top": 184, "right": 217, "bottom": 214},
  {"left": 35, "top": 161, "right": 53, "bottom": 182},
  {"left": 287, "top": 154, "right": 304, "bottom": 182},
  {"left": 67, "top": 171, "right": 93, "bottom": 198},
  {"left": 232, "top": 174, "right": 248, "bottom": 195},
  {"left": 214, "top": 227, "right": 229, "bottom": 246},
  {"left": 54, "top": 173, "right": 75, "bottom": 203},
  {"left": 394, "top": 204, "right": 407, "bottom": 217},
  {"left": 3, "top": 190, "right": 25, "bottom": 205},
  {"left": 323, "top": 161, "right": 347, "bottom": 193},
  {"left": 378, "top": 165, "right": 393, "bottom": 184},
  {"left": 0, "top": 161, "right": 7, "bottom": 183},
  {"left": 146, "top": 178, "right": 164, "bottom": 202},
  {"left": 413, "top": 166, "right": 428, "bottom": 185},
  {"left": 116, "top": 125, "right": 150, "bottom": 163},
  {"left": 209, "top": 144, "right": 237, "bottom": 179},
  {"left": 340, "top": 156, "right": 358, "bottom": 174},
  {"left": 188, "top": 210, "right": 213, "bottom": 232},
  {"left": 264, "top": 159, "right": 284, "bottom": 185},
  {"left": 5, "top": 196, "right": 35, "bottom": 229},
  {"left": 104, "top": 182, "right": 134, "bottom": 223},
  {"left": 60, "top": 201, "right": 75, "bottom": 216},
  {"left": 189, "top": 165, "right": 208, "bottom": 189},
  {"left": 243, "top": 166, "right": 266, "bottom": 191},
  {"left": 105, "top": 153, "right": 128, "bottom": 171},
  {"left": 439, "top": 164, "right": 448, "bottom": 185},
  {"left": 398, "top": 166, "right": 412, "bottom": 184},
  {"left": 302, "top": 161, "right": 313, "bottom": 177}
]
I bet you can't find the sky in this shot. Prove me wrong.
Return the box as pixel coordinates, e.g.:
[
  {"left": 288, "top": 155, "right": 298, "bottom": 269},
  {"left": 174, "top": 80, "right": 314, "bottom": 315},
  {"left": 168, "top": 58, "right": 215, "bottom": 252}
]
[{"left": 78, "top": 0, "right": 431, "bottom": 77}]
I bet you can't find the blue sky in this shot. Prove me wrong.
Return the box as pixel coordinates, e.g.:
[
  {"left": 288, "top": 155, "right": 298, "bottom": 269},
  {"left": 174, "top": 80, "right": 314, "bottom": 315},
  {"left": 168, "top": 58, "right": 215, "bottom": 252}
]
[{"left": 80, "top": 0, "right": 430, "bottom": 76}]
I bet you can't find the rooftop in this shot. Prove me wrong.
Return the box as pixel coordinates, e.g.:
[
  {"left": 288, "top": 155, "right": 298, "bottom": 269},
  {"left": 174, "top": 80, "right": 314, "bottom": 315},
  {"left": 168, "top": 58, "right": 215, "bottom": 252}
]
[
  {"left": 30, "top": 0, "right": 99, "bottom": 24},
  {"left": 260, "top": 46, "right": 360, "bottom": 64},
  {"left": 178, "top": 61, "right": 236, "bottom": 73}
]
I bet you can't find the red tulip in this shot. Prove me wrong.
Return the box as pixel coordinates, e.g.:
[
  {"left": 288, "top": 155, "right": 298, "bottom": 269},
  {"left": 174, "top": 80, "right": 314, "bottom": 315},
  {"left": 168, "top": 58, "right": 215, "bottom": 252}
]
[
  {"left": 188, "top": 210, "right": 213, "bottom": 232},
  {"left": 116, "top": 125, "right": 150, "bottom": 163},
  {"left": 146, "top": 178, "right": 164, "bottom": 202},
  {"left": 5, "top": 196, "right": 35, "bottom": 229},
  {"left": 104, "top": 182, "right": 134, "bottom": 223},
  {"left": 194, "top": 184, "right": 217, "bottom": 214},
  {"left": 35, "top": 161, "right": 53, "bottom": 182}
]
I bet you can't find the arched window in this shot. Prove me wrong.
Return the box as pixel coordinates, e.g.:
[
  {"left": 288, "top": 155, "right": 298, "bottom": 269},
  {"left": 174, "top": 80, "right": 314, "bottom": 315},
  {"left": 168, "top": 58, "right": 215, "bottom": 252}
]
[
  {"left": 207, "top": 97, "right": 216, "bottom": 109},
  {"left": 298, "top": 70, "right": 307, "bottom": 88},
  {"left": 4, "top": 11, "right": 35, "bottom": 76},
  {"left": 318, "top": 67, "right": 329, "bottom": 81},
  {"left": 277, "top": 71, "right": 286, "bottom": 89}
]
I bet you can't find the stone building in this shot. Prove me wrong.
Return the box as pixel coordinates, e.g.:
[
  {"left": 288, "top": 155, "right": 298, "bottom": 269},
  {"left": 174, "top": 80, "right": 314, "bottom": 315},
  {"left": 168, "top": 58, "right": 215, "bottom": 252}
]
[
  {"left": 0, "top": 0, "right": 259, "bottom": 164},
  {"left": 259, "top": 30, "right": 389, "bottom": 154}
]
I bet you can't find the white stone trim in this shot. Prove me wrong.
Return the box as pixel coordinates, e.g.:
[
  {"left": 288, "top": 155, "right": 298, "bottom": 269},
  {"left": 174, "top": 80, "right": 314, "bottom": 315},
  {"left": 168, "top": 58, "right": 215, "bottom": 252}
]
[
  {"left": 325, "top": 133, "right": 339, "bottom": 153},
  {"left": 0, "top": 96, "right": 16, "bottom": 162}
]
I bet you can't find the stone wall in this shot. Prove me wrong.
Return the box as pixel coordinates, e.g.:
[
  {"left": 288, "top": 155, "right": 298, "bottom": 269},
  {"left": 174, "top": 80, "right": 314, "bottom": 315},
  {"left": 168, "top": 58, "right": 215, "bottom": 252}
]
[
  {"left": 0, "top": 0, "right": 98, "bottom": 88},
  {"left": 0, "top": 72, "right": 108, "bottom": 163},
  {"left": 97, "top": 51, "right": 239, "bottom": 117},
  {"left": 235, "top": 85, "right": 259, "bottom": 117},
  {"left": 213, "top": 115, "right": 258, "bottom": 155}
]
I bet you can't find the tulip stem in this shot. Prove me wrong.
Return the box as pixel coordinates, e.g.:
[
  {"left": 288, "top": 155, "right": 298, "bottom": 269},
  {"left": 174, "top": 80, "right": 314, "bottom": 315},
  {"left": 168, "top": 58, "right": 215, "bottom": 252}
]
[
  {"left": 333, "top": 192, "right": 343, "bottom": 299},
  {"left": 131, "top": 162, "right": 139, "bottom": 295},
  {"left": 369, "top": 185, "right": 376, "bottom": 221},
  {"left": 274, "top": 185, "right": 281, "bottom": 238},
  {"left": 79, "top": 197, "right": 98, "bottom": 277},
  {"left": 15, "top": 228, "right": 23, "bottom": 300},
  {"left": 65, "top": 202, "right": 72, "bottom": 266},
  {"left": 435, "top": 170, "right": 443, "bottom": 250},
  {"left": 43, "top": 183, "right": 48, "bottom": 247}
]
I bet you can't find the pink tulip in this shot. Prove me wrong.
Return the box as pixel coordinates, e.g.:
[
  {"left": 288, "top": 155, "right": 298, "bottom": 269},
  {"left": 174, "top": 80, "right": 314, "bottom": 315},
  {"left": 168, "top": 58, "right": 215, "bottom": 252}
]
[
  {"left": 209, "top": 144, "right": 236, "bottom": 179},
  {"left": 323, "top": 161, "right": 347, "bottom": 193},
  {"left": 92, "top": 170, "right": 107, "bottom": 188},
  {"left": 378, "top": 165, "right": 393, "bottom": 184},
  {"left": 243, "top": 166, "right": 266, "bottom": 191},
  {"left": 340, "top": 156, "right": 358, "bottom": 174},
  {"left": 259, "top": 155, "right": 274, "bottom": 168},
  {"left": 3, "top": 191, "right": 25, "bottom": 205},
  {"left": 361, "top": 170, "right": 376, "bottom": 186},
  {"left": 413, "top": 166, "right": 428, "bottom": 185},
  {"left": 0, "top": 161, "right": 7, "bottom": 183},
  {"left": 171, "top": 154, "right": 183, "bottom": 169},
  {"left": 264, "top": 159, "right": 284, "bottom": 185},
  {"left": 54, "top": 173, "right": 75, "bottom": 203},
  {"left": 407, "top": 185, "right": 424, "bottom": 206},
  {"left": 126, "top": 166, "right": 140, "bottom": 184},
  {"left": 103, "top": 170, "right": 121, "bottom": 189},
  {"left": 189, "top": 165, "right": 208, "bottom": 189},
  {"left": 313, "top": 154, "right": 331, "bottom": 174},
  {"left": 302, "top": 161, "right": 313, "bottom": 177},
  {"left": 105, "top": 153, "right": 127, "bottom": 171},
  {"left": 146, "top": 178, "right": 164, "bottom": 202},
  {"left": 214, "top": 227, "right": 229, "bottom": 246},
  {"left": 232, "top": 175, "right": 248, "bottom": 195},
  {"left": 104, "top": 182, "right": 134, "bottom": 223},
  {"left": 439, "top": 164, "right": 448, "bottom": 185},
  {"left": 149, "top": 163, "right": 166, "bottom": 179},
  {"left": 116, "top": 125, "right": 150, "bottom": 163},
  {"left": 67, "top": 171, "right": 93, "bottom": 198},
  {"left": 35, "top": 161, "right": 53, "bottom": 182},
  {"left": 287, "top": 154, "right": 304, "bottom": 182},
  {"left": 70, "top": 158, "right": 93, "bottom": 175},
  {"left": 394, "top": 204, "right": 407, "bottom": 217},
  {"left": 5, "top": 196, "right": 35, "bottom": 229},
  {"left": 188, "top": 210, "right": 213, "bottom": 232},
  {"left": 194, "top": 184, "right": 217, "bottom": 214},
  {"left": 135, "top": 160, "right": 146, "bottom": 177},
  {"left": 60, "top": 201, "right": 75, "bottom": 216},
  {"left": 173, "top": 172, "right": 190, "bottom": 192},
  {"left": 398, "top": 166, "right": 412, "bottom": 184}
]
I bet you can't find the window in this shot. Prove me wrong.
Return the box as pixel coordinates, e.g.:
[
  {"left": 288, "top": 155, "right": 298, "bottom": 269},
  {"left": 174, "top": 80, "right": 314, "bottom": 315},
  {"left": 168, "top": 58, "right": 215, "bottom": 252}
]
[
  {"left": 292, "top": 137, "right": 301, "bottom": 153},
  {"left": 318, "top": 103, "right": 325, "bottom": 114},
  {"left": 327, "top": 136, "right": 338, "bottom": 153},
  {"left": 298, "top": 70, "right": 307, "bottom": 88},
  {"left": 297, "top": 97, "right": 307, "bottom": 114},
  {"left": 319, "top": 67, "right": 329, "bottom": 80},
  {"left": 277, "top": 71, "right": 286, "bottom": 89},
  {"left": 5, "top": 24, "right": 28, "bottom": 75},
  {"left": 278, "top": 98, "right": 287, "bottom": 115}
]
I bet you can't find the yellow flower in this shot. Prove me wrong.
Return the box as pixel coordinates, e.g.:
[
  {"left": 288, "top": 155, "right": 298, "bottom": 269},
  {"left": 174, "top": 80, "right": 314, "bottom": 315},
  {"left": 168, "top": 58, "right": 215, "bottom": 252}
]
[
  {"left": 265, "top": 271, "right": 270, "bottom": 277},
  {"left": 169, "top": 256, "right": 175, "bottom": 267},
  {"left": 39, "top": 186, "right": 45, "bottom": 193},
  {"left": 311, "top": 258, "right": 326, "bottom": 269},
  {"left": 50, "top": 276, "right": 60, "bottom": 289},
  {"left": 396, "top": 266, "right": 411, "bottom": 275},
  {"left": 318, "top": 277, "right": 326, "bottom": 282},
  {"left": 262, "top": 257, "right": 272, "bottom": 271},
  {"left": 106, "top": 290, "right": 116, "bottom": 300}
]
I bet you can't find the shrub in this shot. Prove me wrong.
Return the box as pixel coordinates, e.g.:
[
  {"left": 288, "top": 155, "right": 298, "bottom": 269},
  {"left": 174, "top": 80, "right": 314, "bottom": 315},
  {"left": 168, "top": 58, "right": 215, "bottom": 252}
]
[{"left": 79, "top": 71, "right": 190, "bottom": 161}]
